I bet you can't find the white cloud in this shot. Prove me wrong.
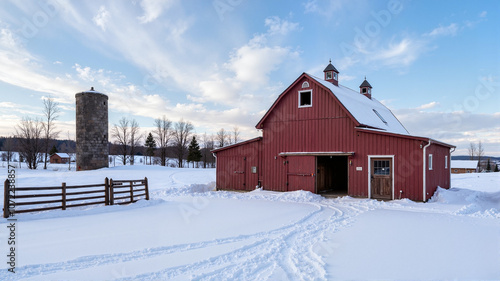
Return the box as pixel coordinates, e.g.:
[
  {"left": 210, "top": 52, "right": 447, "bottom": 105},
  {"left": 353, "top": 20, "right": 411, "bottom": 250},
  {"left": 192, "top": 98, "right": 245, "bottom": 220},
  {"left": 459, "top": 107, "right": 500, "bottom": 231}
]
[
  {"left": 303, "top": 0, "right": 343, "bottom": 18},
  {"left": 425, "top": 23, "right": 458, "bottom": 37},
  {"left": 193, "top": 16, "right": 299, "bottom": 108},
  {"left": 371, "top": 37, "right": 428, "bottom": 67},
  {"left": 227, "top": 44, "right": 294, "bottom": 86},
  {"left": 93, "top": 5, "right": 110, "bottom": 31},
  {"left": 0, "top": 27, "right": 81, "bottom": 104},
  {"left": 416, "top": 101, "right": 439, "bottom": 110},
  {"left": 265, "top": 16, "right": 300, "bottom": 36},
  {"left": 137, "top": 0, "right": 174, "bottom": 23},
  {"left": 479, "top": 11, "right": 487, "bottom": 18},
  {"left": 394, "top": 108, "right": 500, "bottom": 155}
]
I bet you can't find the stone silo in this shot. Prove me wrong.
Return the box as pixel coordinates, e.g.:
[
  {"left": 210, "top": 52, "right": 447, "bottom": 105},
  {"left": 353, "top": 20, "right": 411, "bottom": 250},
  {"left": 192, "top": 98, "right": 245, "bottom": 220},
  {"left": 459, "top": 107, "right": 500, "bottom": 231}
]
[{"left": 75, "top": 87, "right": 109, "bottom": 170}]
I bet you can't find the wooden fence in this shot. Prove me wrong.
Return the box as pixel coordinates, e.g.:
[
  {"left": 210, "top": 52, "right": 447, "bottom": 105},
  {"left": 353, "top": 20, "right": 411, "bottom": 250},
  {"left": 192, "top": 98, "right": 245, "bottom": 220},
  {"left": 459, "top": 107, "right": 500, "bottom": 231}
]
[{"left": 3, "top": 177, "right": 149, "bottom": 218}]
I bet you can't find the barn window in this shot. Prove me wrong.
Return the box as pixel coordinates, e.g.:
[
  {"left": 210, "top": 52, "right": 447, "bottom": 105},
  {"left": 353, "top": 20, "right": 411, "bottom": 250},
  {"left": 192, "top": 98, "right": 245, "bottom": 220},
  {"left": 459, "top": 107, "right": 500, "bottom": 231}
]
[
  {"left": 326, "top": 72, "right": 332, "bottom": 80},
  {"left": 302, "top": 81, "right": 310, "bottom": 88},
  {"left": 373, "top": 109, "right": 387, "bottom": 124},
  {"left": 445, "top": 156, "right": 448, "bottom": 169},
  {"left": 428, "top": 154, "right": 433, "bottom": 170},
  {"left": 333, "top": 72, "right": 338, "bottom": 80},
  {"left": 299, "top": 90, "right": 312, "bottom": 108},
  {"left": 374, "top": 160, "right": 390, "bottom": 175}
]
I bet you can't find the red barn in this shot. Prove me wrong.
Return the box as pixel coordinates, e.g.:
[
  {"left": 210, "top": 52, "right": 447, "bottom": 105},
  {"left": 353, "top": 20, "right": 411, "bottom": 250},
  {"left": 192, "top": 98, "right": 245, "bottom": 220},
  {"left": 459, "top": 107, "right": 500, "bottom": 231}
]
[{"left": 213, "top": 62, "right": 455, "bottom": 201}]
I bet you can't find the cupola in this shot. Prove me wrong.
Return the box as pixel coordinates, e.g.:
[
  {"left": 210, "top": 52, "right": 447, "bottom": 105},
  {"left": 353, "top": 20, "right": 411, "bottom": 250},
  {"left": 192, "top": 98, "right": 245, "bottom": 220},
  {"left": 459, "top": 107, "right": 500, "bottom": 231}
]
[
  {"left": 323, "top": 59, "right": 339, "bottom": 86},
  {"left": 359, "top": 77, "right": 372, "bottom": 99}
]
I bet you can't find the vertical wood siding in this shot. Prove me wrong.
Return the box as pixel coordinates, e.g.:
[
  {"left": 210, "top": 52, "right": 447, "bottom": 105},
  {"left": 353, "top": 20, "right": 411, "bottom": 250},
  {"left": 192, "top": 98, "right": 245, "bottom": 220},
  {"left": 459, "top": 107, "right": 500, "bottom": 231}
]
[{"left": 215, "top": 74, "right": 452, "bottom": 201}]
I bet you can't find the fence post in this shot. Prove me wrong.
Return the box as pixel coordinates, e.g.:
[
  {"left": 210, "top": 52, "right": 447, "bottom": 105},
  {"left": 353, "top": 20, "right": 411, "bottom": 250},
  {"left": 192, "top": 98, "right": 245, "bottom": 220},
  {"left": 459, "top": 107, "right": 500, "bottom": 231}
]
[
  {"left": 62, "top": 182, "right": 66, "bottom": 210},
  {"left": 144, "top": 177, "right": 149, "bottom": 200},
  {"left": 129, "top": 181, "right": 134, "bottom": 203},
  {"left": 109, "top": 179, "right": 114, "bottom": 205},
  {"left": 104, "top": 177, "right": 109, "bottom": 206},
  {"left": 3, "top": 179, "right": 10, "bottom": 218}
]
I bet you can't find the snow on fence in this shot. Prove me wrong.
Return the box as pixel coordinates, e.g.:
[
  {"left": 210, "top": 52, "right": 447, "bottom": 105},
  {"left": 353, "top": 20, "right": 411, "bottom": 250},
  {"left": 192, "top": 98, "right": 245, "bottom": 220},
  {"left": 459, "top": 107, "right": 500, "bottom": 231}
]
[{"left": 3, "top": 177, "right": 149, "bottom": 218}]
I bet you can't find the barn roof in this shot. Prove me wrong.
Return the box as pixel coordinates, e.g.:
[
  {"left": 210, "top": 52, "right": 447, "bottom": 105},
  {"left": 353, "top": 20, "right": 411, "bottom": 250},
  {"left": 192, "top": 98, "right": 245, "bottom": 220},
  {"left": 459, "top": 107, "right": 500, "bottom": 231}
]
[
  {"left": 256, "top": 72, "right": 409, "bottom": 135},
  {"left": 305, "top": 74, "right": 409, "bottom": 135},
  {"left": 212, "top": 137, "right": 262, "bottom": 153},
  {"left": 451, "top": 160, "right": 478, "bottom": 169},
  {"left": 52, "top": 153, "right": 71, "bottom": 158}
]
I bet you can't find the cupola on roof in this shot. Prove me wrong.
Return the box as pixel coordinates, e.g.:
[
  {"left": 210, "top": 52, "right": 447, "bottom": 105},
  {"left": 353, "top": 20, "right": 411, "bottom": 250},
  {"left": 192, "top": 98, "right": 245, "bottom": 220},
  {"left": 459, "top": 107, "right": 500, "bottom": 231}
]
[
  {"left": 359, "top": 79, "right": 372, "bottom": 88},
  {"left": 323, "top": 60, "right": 339, "bottom": 73}
]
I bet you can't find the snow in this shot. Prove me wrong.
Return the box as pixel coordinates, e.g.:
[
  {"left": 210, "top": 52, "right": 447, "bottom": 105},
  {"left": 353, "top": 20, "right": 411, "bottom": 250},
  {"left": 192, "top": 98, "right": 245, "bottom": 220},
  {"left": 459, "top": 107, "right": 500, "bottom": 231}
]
[
  {"left": 451, "top": 160, "right": 479, "bottom": 169},
  {"left": 51, "top": 153, "right": 71, "bottom": 158},
  {"left": 0, "top": 164, "right": 499, "bottom": 280}
]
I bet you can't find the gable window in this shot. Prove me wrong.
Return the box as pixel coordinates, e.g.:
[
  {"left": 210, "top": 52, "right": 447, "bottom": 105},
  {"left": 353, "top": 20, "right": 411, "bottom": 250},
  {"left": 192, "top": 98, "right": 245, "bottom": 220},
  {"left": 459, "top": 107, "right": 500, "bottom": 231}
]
[
  {"left": 428, "top": 154, "right": 433, "bottom": 170},
  {"left": 302, "top": 81, "right": 310, "bottom": 88},
  {"left": 299, "top": 90, "right": 312, "bottom": 108}
]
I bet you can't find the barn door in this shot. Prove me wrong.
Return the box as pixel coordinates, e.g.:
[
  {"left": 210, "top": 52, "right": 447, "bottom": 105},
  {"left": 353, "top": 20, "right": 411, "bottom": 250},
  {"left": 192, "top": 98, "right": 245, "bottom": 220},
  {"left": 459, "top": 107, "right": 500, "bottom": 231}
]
[
  {"left": 286, "top": 156, "right": 315, "bottom": 193},
  {"left": 227, "top": 156, "right": 246, "bottom": 190},
  {"left": 370, "top": 158, "right": 392, "bottom": 200}
]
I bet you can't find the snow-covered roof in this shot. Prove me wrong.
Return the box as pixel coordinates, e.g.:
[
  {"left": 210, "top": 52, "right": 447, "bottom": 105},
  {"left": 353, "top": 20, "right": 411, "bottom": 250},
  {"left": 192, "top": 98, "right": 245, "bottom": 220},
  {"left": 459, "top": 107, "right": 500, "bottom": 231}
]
[
  {"left": 451, "top": 160, "right": 478, "bottom": 169},
  {"left": 53, "top": 153, "right": 71, "bottom": 158},
  {"left": 307, "top": 74, "right": 409, "bottom": 135}
]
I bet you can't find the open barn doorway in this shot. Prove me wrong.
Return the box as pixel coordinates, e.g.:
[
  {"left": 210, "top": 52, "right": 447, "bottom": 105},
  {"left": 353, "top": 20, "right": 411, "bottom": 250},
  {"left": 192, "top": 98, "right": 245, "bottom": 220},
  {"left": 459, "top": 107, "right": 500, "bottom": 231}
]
[{"left": 316, "top": 156, "right": 348, "bottom": 195}]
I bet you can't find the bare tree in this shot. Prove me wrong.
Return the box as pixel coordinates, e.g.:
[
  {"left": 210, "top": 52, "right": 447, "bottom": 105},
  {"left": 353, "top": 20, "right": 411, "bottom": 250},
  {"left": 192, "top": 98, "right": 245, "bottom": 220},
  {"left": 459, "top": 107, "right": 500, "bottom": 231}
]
[
  {"left": 153, "top": 116, "right": 172, "bottom": 166},
  {"left": 468, "top": 142, "right": 477, "bottom": 160},
  {"left": 172, "top": 119, "right": 194, "bottom": 168},
  {"left": 129, "top": 119, "right": 141, "bottom": 165},
  {"left": 216, "top": 128, "right": 228, "bottom": 147},
  {"left": 16, "top": 117, "right": 44, "bottom": 169},
  {"left": 232, "top": 126, "right": 240, "bottom": 144},
  {"left": 112, "top": 117, "right": 129, "bottom": 165},
  {"left": 1, "top": 137, "right": 16, "bottom": 167},
  {"left": 201, "top": 132, "right": 210, "bottom": 168},
  {"left": 42, "top": 97, "right": 60, "bottom": 169},
  {"left": 477, "top": 141, "right": 485, "bottom": 170}
]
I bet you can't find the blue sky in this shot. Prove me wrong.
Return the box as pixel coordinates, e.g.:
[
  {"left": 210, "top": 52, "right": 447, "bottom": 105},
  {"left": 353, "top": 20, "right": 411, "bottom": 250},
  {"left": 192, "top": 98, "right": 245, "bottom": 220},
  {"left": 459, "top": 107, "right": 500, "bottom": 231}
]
[{"left": 0, "top": 0, "right": 498, "bottom": 155}]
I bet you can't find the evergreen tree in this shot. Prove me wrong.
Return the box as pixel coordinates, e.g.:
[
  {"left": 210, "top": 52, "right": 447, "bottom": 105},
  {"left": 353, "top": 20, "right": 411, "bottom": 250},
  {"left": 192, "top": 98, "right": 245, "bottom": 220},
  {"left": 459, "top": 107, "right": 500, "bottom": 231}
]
[
  {"left": 145, "top": 132, "right": 156, "bottom": 165},
  {"left": 187, "top": 136, "right": 202, "bottom": 168},
  {"left": 49, "top": 145, "right": 58, "bottom": 155},
  {"left": 495, "top": 164, "right": 499, "bottom": 172},
  {"left": 486, "top": 158, "right": 491, "bottom": 171}
]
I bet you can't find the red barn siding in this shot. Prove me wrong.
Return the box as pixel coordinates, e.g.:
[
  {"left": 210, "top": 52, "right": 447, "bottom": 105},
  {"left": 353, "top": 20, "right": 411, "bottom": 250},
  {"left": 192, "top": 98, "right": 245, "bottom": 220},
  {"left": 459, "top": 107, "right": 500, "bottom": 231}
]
[
  {"left": 214, "top": 73, "right": 454, "bottom": 201},
  {"left": 424, "top": 143, "right": 451, "bottom": 200},
  {"left": 215, "top": 138, "right": 262, "bottom": 191}
]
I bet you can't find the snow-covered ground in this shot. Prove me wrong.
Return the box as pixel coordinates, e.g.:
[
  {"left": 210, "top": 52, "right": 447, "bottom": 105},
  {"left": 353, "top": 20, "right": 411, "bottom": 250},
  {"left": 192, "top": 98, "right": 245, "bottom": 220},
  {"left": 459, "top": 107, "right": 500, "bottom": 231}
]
[{"left": 0, "top": 164, "right": 499, "bottom": 280}]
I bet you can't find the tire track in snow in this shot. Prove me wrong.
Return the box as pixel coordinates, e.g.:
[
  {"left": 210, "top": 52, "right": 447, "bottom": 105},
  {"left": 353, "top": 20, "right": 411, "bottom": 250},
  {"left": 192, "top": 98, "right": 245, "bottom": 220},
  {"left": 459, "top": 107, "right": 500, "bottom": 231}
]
[
  {"left": 5, "top": 200, "right": 366, "bottom": 281},
  {"left": 117, "top": 201, "right": 365, "bottom": 281}
]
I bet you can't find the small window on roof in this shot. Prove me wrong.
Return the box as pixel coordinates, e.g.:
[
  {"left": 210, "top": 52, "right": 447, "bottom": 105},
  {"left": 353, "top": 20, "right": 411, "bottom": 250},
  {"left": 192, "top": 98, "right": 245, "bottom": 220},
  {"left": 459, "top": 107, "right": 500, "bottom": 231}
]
[
  {"left": 326, "top": 72, "right": 332, "bottom": 80},
  {"left": 299, "top": 90, "right": 312, "bottom": 108},
  {"left": 373, "top": 109, "right": 387, "bottom": 124}
]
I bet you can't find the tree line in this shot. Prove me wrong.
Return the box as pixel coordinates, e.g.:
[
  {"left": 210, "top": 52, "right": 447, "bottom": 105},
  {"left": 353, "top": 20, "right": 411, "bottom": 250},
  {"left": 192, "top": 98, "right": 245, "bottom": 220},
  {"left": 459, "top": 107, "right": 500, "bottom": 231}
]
[
  {"left": 467, "top": 141, "right": 499, "bottom": 172},
  {"left": 4, "top": 95, "right": 242, "bottom": 169},
  {"left": 110, "top": 116, "right": 241, "bottom": 168},
  {"left": 1, "top": 97, "right": 62, "bottom": 169}
]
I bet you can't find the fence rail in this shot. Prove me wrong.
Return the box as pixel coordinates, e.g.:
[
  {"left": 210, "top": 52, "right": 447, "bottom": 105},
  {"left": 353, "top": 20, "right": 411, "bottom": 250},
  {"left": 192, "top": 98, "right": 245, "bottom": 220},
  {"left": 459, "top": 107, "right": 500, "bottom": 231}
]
[{"left": 3, "top": 177, "right": 149, "bottom": 218}]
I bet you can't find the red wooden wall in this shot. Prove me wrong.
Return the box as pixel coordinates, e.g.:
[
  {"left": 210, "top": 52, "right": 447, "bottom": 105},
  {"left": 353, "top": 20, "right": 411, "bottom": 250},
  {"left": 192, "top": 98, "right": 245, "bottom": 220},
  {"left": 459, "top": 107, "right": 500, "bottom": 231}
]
[
  {"left": 215, "top": 73, "right": 453, "bottom": 201},
  {"left": 215, "top": 138, "right": 262, "bottom": 191}
]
